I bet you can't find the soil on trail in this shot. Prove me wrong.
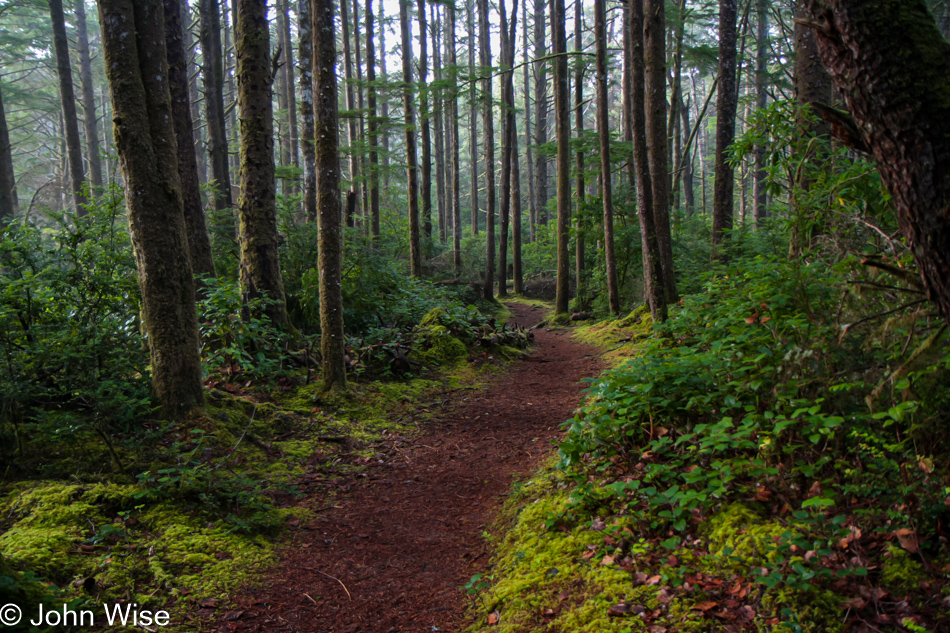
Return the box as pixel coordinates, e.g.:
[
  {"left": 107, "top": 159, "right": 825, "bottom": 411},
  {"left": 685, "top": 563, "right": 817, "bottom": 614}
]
[{"left": 217, "top": 303, "right": 601, "bottom": 633}]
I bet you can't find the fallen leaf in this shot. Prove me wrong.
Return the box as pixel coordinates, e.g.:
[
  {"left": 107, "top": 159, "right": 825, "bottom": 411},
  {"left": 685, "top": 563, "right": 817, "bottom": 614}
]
[
  {"left": 647, "top": 575, "right": 662, "bottom": 585},
  {"left": 693, "top": 601, "right": 718, "bottom": 611},
  {"left": 600, "top": 555, "right": 615, "bottom": 566},
  {"left": 895, "top": 527, "right": 919, "bottom": 553},
  {"left": 200, "top": 599, "right": 217, "bottom": 609},
  {"left": 487, "top": 611, "right": 500, "bottom": 625},
  {"left": 658, "top": 587, "right": 675, "bottom": 603},
  {"left": 222, "top": 611, "right": 243, "bottom": 621}
]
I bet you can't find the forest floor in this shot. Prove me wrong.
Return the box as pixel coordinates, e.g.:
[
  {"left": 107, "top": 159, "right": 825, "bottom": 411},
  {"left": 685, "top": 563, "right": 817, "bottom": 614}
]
[{"left": 211, "top": 302, "right": 601, "bottom": 633}]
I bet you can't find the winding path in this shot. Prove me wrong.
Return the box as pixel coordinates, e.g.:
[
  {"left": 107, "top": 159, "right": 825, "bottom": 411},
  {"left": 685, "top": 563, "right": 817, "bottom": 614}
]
[{"left": 218, "top": 303, "right": 601, "bottom": 633}]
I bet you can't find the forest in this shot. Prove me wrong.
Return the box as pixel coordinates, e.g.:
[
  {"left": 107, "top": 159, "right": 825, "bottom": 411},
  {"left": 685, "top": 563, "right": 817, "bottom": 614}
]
[{"left": 1, "top": 0, "right": 950, "bottom": 631}]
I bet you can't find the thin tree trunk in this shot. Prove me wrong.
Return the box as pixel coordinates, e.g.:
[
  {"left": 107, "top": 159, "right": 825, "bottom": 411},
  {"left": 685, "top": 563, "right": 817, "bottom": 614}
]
[
  {"left": 0, "top": 79, "right": 17, "bottom": 222},
  {"left": 365, "top": 0, "right": 381, "bottom": 236},
  {"left": 752, "top": 0, "right": 768, "bottom": 225},
  {"left": 511, "top": 82, "right": 524, "bottom": 294},
  {"left": 299, "top": 0, "right": 317, "bottom": 221},
  {"left": 184, "top": 9, "right": 208, "bottom": 186},
  {"left": 236, "top": 0, "right": 291, "bottom": 329},
  {"left": 418, "top": 0, "right": 433, "bottom": 246},
  {"left": 280, "top": 0, "right": 298, "bottom": 196},
  {"left": 644, "top": 0, "right": 675, "bottom": 300},
  {"left": 223, "top": 1, "right": 240, "bottom": 194},
  {"left": 101, "top": 84, "right": 113, "bottom": 186},
  {"left": 712, "top": 0, "right": 738, "bottom": 249},
  {"left": 551, "top": 0, "right": 569, "bottom": 314},
  {"left": 573, "top": 0, "right": 584, "bottom": 297},
  {"left": 379, "top": 0, "right": 391, "bottom": 188},
  {"left": 479, "top": 0, "right": 496, "bottom": 298},
  {"left": 433, "top": 4, "right": 447, "bottom": 244},
  {"left": 666, "top": 0, "right": 686, "bottom": 195},
  {"left": 275, "top": 2, "right": 291, "bottom": 174},
  {"left": 595, "top": 0, "right": 619, "bottom": 314},
  {"left": 75, "top": 0, "right": 103, "bottom": 195},
  {"left": 630, "top": 0, "right": 666, "bottom": 321},
  {"left": 623, "top": 6, "right": 634, "bottom": 191},
  {"left": 200, "top": 0, "right": 233, "bottom": 210},
  {"left": 98, "top": 0, "right": 203, "bottom": 418},
  {"left": 400, "top": 0, "right": 422, "bottom": 276},
  {"left": 680, "top": 92, "right": 695, "bottom": 212},
  {"left": 467, "top": 0, "right": 479, "bottom": 236},
  {"left": 313, "top": 0, "right": 347, "bottom": 390},
  {"left": 522, "top": 0, "right": 535, "bottom": 242},
  {"left": 165, "top": 0, "right": 217, "bottom": 286},
  {"left": 50, "top": 0, "right": 88, "bottom": 214},
  {"left": 534, "top": 0, "right": 548, "bottom": 226},
  {"left": 498, "top": 0, "right": 516, "bottom": 298},
  {"left": 352, "top": 0, "right": 369, "bottom": 226},
  {"left": 340, "top": 0, "right": 360, "bottom": 226},
  {"left": 447, "top": 0, "right": 462, "bottom": 272}
]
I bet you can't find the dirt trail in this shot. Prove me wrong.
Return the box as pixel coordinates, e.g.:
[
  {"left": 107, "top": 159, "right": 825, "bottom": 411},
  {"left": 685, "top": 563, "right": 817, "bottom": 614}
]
[{"left": 216, "top": 303, "right": 601, "bottom": 633}]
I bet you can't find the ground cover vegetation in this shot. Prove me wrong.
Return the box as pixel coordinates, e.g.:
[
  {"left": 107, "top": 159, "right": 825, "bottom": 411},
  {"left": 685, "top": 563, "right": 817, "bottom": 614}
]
[{"left": 2, "top": 0, "right": 950, "bottom": 630}]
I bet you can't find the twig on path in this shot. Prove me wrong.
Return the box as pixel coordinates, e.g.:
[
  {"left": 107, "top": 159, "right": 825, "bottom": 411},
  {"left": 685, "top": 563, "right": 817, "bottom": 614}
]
[
  {"left": 304, "top": 593, "right": 318, "bottom": 605},
  {"left": 312, "top": 568, "right": 352, "bottom": 600}
]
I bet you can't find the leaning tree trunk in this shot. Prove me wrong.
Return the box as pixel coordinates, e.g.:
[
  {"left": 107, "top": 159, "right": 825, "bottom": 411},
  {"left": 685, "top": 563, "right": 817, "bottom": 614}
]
[
  {"left": 50, "top": 0, "right": 88, "bottom": 214},
  {"left": 712, "top": 0, "right": 738, "bottom": 249},
  {"left": 165, "top": 0, "right": 217, "bottom": 286},
  {"left": 551, "top": 0, "right": 570, "bottom": 315},
  {"left": 400, "top": 0, "right": 422, "bottom": 276},
  {"left": 98, "top": 0, "right": 204, "bottom": 418},
  {"left": 595, "top": 0, "right": 619, "bottom": 314},
  {"left": 200, "top": 0, "right": 233, "bottom": 211},
  {"left": 365, "top": 0, "right": 381, "bottom": 236},
  {"left": 643, "top": 0, "right": 676, "bottom": 300},
  {"left": 235, "top": 0, "right": 291, "bottom": 330},
  {"left": 299, "top": 0, "right": 317, "bottom": 222},
  {"left": 0, "top": 80, "right": 17, "bottom": 223},
  {"left": 630, "top": 0, "right": 666, "bottom": 322},
  {"left": 478, "top": 0, "right": 496, "bottom": 299},
  {"left": 802, "top": 0, "right": 950, "bottom": 327},
  {"left": 313, "top": 0, "right": 348, "bottom": 391},
  {"left": 75, "top": 0, "right": 103, "bottom": 195}
]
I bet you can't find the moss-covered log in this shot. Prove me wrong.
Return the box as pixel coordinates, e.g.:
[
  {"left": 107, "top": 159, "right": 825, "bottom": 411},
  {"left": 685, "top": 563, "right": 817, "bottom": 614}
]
[
  {"left": 98, "top": 0, "right": 204, "bottom": 418},
  {"left": 235, "top": 0, "right": 291, "bottom": 331},
  {"left": 803, "top": 0, "right": 950, "bottom": 327}
]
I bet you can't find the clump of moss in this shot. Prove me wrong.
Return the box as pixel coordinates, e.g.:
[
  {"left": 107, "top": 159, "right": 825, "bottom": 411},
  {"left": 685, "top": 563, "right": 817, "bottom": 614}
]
[
  {"left": 411, "top": 324, "right": 468, "bottom": 366},
  {"left": 705, "top": 502, "right": 791, "bottom": 568},
  {"left": 881, "top": 545, "right": 927, "bottom": 593}
]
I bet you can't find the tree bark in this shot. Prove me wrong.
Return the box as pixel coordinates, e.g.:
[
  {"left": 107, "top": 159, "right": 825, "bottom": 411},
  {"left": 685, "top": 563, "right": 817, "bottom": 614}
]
[
  {"left": 522, "top": 0, "right": 535, "bottom": 242},
  {"left": 802, "top": 0, "right": 950, "bottom": 326},
  {"left": 50, "top": 0, "right": 88, "bottom": 214},
  {"left": 299, "top": 0, "right": 317, "bottom": 222},
  {"left": 478, "top": 0, "right": 496, "bottom": 298},
  {"left": 752, "top": 0, "right": 768, "bottom": 225},
  {"left": 712, "top": 0, "right": 738, "bottom": 248},
  {"left": 365, "top": 0, "right": 381, "bottom": 236},
  {"left": 379, "top": 0, "right": 391, "bottom": 189},
  {"left": 467, "top": 0, "right": 480, "bottom": 236},
  {"left": 236, "top": 0, "right": 291, "bottom": 330},
  {"left": 75, "top": 0, "right": 104, "bottom": 195},
  {"left": 630, "top": 0, "right": 666, "bottom": 321},
  {"left": 279, "top": 0, "right": 298, "bottom": 195},
  {"left": 533, "top": 0, "right": 548, "bottom": 227},
  {"left": 573, "top": 0, "right": 584, "bottom": 297},
  {"left": 595, "top": 0, "right": 619, "bottom": 314},
  {"left": 0, "top": 79, "right": 17, "bottom": 223},
  {"left": 551, "top": 0, "right": 570, "bottom": 314},
  {"left": 184, "top": 8, "right": 208, "bottom": 186},
  {"left": 352, "top": 0, "right": 369, "bottom": 226},
  {"left": 400, "top": 0, "right": 422, "bottom": 276},
  {"left": 200, "top": 0, "right": 233, "bottom": 211},
  {"left": 340, "top": 0, "right": 360, "bottom": 226},
  {"left": 313, "top": 0, "right": 348, "bottom": 390},
  {"left": 447, "top": 2, "right": 462, "bottom": 272},
  {"left": 433, "top": 4, "right": 447, "bottom": 245},
  {"left": 643, "top": 0, "right": 675, "bottom": 300},
  {"left": 512, "top": 98, "right": 524, "bottom": 295},
  {"left": 418, "top": 0, "right": 433, "bottom": 246},
  {"left": 98, "top": 0, "right": 204, "bottom": 418},
  {"left": 165, "top": 0, "right": 217, "bottom": 286},
  {"left": 498, "top": 0, "right": 517, "bottom": 298}
]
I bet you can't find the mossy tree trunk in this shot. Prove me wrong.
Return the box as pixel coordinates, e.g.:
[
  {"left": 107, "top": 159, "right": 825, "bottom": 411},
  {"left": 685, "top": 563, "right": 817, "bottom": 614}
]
[
  {"left": 573, "top": 0, "right": 584, "bottom": 298},
  {"left": 0, "top": 79, "right": 17, "bottom": 223},
  {"left": 98, "top": 0, "right": 204, "bottom": 419},
  {"left": 165, "top": 0, "right": 217, "bottom": 288},
  {"left": 595, "top": 0, "right": 619, "bottom": 314},
  {"left": 498, "top": 0, "right": 515, "bottom": 299},
  {"left": 400, "top": 0, "right": 422, "bottom": 276},
  {"left": 479, "top": 0, "right": 496, "bottom": 299},
  {"left": 551, "top": 0, "right": 570, "bottom": 314},
  {"left": 802, "top": 0, "right": 950, "bottom": 327},
  {"left": 50, "top": 0, "right": 88, "bottom": 215},
  {"left": 235, "top": 0, "right": 291, "bottom": 330},
  {"left": 313, "top": 0, "right": 348, "bottom": 391},
  {"left": 298, "top": 0, "right": 317, "bottom": 222},
  {"left": 200, "top": 0, "right": 234, "bottom": 211}
]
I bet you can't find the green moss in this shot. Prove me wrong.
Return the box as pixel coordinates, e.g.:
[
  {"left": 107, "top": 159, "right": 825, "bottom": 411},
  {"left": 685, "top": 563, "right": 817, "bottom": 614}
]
[
  {"left": 705, "top": 502, "right": 790, "bottom": 567},
  {"left": 419, "top": 307, "right": 451, "bottom": 327},
  {"left": 572, "top": 310, "right": 655, "bottom": 366},
  {"left": 881, "top": 545, "right": 927, "bottom": 593},
  {"left": 411, "top": 325, "right": 468, "bottom": 366}
]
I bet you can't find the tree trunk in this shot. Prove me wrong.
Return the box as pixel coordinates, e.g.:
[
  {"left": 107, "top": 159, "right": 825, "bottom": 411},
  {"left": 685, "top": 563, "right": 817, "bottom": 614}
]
[
  {"left": 512, "top": 97, "right": 524, "bottom": 295},
  {"left": 200, "top": 0, "right": 233, "bottom": 211},
  {"left": 433, "top": 4, "right": 447, "bottom": 245},
  {"left": 573, "top": 0, "right": 584, "bottom": 297},
  {"left": 523, "top": 0, "right": 535, "bottom": 242},
  {"left": 643, "top": 0, "right": 675, "bottom": 300},
  {"left": 352, "top": 0, "right": 369, "bottom": 227},
  {"left": 313, "top": 0, "right": 348, "bottom": 391},
  {"left": 752, "top": 0, "right": 768, "bottom": 225},
  {"left": 365, "top": 0, "right": 381, "bottom": 236},
  {"left": 184, "top": 9, "right": 208, "bottom": 187},
  {"left": 0, "top": 79, "right": 17, "bottom": 223},
  {"left": 223, "top": 0, "right": 240, "bottom": 193},
  {"left": 551, "top": 0, "right": 570, "bottom": 314},
  {"left": 379, "top": 0, "right": 391, "bottom": 189},
  {"left": 712, "top": 0, "right": 738, "bottom": 249},
  {"left": 165, "top": 0, "right": 217, "bottom": 286},
  {"left": 50, "top": 0, "right": 88, "bottom": 214},
  {"left": 447, "top": 1, "right": 462, "bottom": 273},
  {"left": 340, "top": 0, "right": 360, "bottom": 226},
  {"left": 595, "top": 0, "right": 619, "bottom": 314},
  {"left": 275, "top": 2, "right": 291, "bottom": 177},
  {"left": 630, "top": 0, "right": 666, "bottom": 322},
  {"left": 478, "top": 0, "right": 496, "bottom": 298},
  {"left": 75, "top": 0, "right": 103, "bottom": 195},
  {"left": 534, "top": 0, "right": 548, "bottom": 227},
  {"left": 680, "top": 92, "right": 695, "bottom": 213},
  {"left": 400, "top": 0, "right": 422, "bottom": 276},
  {"left": 467, "top": 0, "right": 480, "bottom": 236},
  {"left": 802, "top": 0, "right": 950, "bottom": 326},
  {"left": 98, "top": 0, "right": 204, "bottom": 418},
  {"left": 666, "top": 0, "right": 686, "bottom": 199},
  {"left": 236, "top": 0, "right": 291, "bottom": 329},
  {"left": 299, "top": 0, "right": 317, "bottom": 222},
  {"left": 279, "top": 0, "right": 298, "bottom": 196},
  {"left": 418, "top": 0, "right": 433, "bottom": 246},
  {"left": 498, "top": 0, "right": 517, "bottom": 298}
]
